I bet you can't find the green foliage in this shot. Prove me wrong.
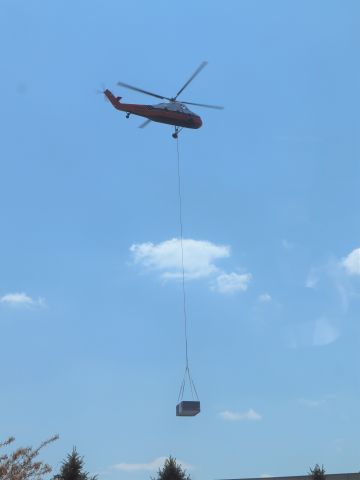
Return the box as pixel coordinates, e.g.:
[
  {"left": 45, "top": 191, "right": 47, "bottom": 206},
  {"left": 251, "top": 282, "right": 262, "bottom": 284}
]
[
  {"left": 309, "top": 464, "right": 326, "bottom": 480},
  {"left": 152, "top": 456, "right": 191, "bottom": 480},
  {"left": 53, "top": 448, "right": 96, "bottom": 480}
]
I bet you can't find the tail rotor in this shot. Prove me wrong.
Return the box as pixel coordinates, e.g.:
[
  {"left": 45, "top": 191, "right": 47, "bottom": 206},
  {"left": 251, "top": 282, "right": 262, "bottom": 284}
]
[{"left": 96, "top": 83, "right": 108, "bottom": 101}]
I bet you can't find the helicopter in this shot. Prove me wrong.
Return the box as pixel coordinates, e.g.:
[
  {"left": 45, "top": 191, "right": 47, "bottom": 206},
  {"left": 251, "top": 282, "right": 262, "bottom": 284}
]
[{"left": 103, "top": 61, "right": 223, "bottom": 138}]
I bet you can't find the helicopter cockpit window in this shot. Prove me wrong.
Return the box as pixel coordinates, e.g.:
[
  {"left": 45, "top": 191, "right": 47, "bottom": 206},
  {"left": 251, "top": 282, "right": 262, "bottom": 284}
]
[
  {"left": 179, "top": 104, "right": 196, "bottom": 115},
  {"left": 152, "top": 102, "right": 196, "bottom": 115},
  {"left": 153, "top": 103, "right": 170, "bottom": 110},
  {"left": 165, "top": 103, "right": 179, "bottom": 111}
]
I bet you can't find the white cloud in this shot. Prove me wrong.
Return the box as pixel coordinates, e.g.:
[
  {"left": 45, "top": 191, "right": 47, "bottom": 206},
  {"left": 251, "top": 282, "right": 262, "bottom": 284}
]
[
  {"left": 312, "top": 317, "right": 340, "bottom": 346},
  {"left": 113, "top": 457, "right": 192, "bottom": 472},
  {"left": 213, "top": 272, "right": 252, "bottom": 294},
  {"left": 258, "top": 292, "right": 272, "bottom": 303},
  {"left": 113, "top": 458, "right": 166, "bottom": 472},
  {"left": 130, "top": 238, "right": 253, "bottom": 294},
  {"left": 0, "top": 292, "right": 45, "bottom": 308},
  {"left": 219, "top": 409, "right": 262, "bottom": 421},
  {"left": 298, "top": 398, "right": 324, "bottom": 407},
  {"left": 130, "top": 238, "right": 230, "bottom": 280},
  {"left": 341, "top": 248, "right": 360, "bottom": 275}
]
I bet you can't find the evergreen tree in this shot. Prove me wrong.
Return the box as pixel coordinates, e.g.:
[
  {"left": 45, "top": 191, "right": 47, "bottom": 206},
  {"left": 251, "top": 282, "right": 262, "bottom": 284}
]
[
  {"left": 53, "top": 448, "right": 96, "bottom": 480},
  {"left": 309, "top": 464, "right": 326, "bottom": 480},
  {"left": 152, "top": 456, "right": 191, "bottom": 480}
]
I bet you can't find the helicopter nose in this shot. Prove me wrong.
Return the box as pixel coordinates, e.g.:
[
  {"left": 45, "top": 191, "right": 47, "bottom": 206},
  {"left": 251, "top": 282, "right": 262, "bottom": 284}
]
[{"left": 195, "top": 116, "right": 202, "bottom": 128}]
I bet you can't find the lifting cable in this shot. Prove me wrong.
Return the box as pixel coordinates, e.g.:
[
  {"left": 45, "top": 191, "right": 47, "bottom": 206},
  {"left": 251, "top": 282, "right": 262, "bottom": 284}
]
[{"left": 176, "top": 137, "right": 199, "bottom": 402}]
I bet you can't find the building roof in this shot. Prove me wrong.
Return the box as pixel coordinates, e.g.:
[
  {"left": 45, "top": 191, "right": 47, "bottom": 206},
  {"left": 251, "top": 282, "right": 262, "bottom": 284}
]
[{"left": 223, "top": 474, "right": 360, "bottom": 480}]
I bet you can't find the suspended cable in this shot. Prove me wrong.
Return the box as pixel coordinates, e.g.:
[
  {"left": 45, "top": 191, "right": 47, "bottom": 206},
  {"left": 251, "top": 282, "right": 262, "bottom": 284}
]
[{"left": 176, "top": 137, "right": 199, "bottom": 402}]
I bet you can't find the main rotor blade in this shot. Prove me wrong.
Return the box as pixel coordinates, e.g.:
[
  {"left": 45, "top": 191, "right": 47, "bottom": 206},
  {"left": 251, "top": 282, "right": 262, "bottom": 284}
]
[
  {"left": 138, "top": 118, "right": 152, "bottom": 128},
  {"left": 174, "top": 61, "right": 208, "bottom": 100},
  {"left": 117, "top": 81, "right": 171, "bottom": 101},
  {"left": 181, "top": 100, "right": 224, "bottom": 110}
]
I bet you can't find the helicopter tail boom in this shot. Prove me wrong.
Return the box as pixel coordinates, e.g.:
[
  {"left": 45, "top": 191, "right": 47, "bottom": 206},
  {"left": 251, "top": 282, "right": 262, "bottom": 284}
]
[{"left": 104, "top": 89, "right": 123, "bottom": 109}]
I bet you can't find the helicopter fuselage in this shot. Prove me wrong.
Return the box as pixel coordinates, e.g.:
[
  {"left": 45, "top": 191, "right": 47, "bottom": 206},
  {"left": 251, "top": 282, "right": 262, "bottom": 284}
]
[{"left": 104, "top": 89, "right": 202, "bottom": 129}]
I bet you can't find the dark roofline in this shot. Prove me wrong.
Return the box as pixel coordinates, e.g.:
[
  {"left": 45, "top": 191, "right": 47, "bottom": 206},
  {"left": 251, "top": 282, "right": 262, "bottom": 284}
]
[{"left": 220, "top": 473, "right": 360, "bottom": 480}]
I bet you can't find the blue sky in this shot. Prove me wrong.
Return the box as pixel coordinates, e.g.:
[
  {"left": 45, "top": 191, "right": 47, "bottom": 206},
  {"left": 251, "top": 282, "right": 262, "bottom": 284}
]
[{"left": 1, "top": 0, "right": 359, "bottom": 479}]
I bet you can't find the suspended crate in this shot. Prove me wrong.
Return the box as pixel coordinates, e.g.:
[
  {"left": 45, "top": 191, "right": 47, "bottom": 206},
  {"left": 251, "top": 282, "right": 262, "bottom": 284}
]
[
  {"left": 176, "top": 364, "right": 200, "bottom": 416},
  {"left": 176, "top": 400, "right": 200, "bottom": 417}
]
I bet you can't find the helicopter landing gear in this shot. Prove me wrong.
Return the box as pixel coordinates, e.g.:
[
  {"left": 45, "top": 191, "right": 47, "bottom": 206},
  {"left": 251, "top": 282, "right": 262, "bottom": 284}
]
[
  {"left": 172, "top": 126, "right": 183, "bottom": 139},
  {"left": 126, "top": 112, "right": 131, "bottom": 119}
]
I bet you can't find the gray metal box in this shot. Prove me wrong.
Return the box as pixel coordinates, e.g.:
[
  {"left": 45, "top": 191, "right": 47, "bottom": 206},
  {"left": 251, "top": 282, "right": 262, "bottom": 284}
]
[{"left": 176, "top": 401, "right": 200, "bottom": 416}]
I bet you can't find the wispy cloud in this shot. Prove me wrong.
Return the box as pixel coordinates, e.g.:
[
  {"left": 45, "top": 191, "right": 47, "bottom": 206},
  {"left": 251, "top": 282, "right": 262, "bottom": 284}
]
[
  {"left": 285, "top": 317, "right": 340, "bottom": 349},
  {"left": 341, "top": 247, "right": 360, "bottom": 275},
  {"left": 305, "top": 268, "right": 319, "bottom": 289},
  {"left": 219, "top": 409, "right": 262, "bottom": 421},
  {"left": 334, "top": 438, "right": 345, "bottom": 453},
  {"left": 298, "top": 398, "right": 324, "bottom": 408},
  {"left": 282, "top": 239, "right": 294, "bottom": 250},
  {"left": 295, "top": 248, "right": 360, "bottom": 349},
  {"left": 130, "top": 238, "right": 252, "bottom": 294},
  {"left": 312, "top": 317, "right": 340, "bottom": 346},
  {"left": 112, "top": 457, "right": 192, "bottom": 472},
  {"left": 305, "top": 256, "right": 355, "bottom": 314},
  {"left": 258, "top": 292, "right": 272, "bottom": 303},
  {"left": 0, "top": 292, "right": 45, "bottom": 308},
  {"left": 212, "top": 272, "right": 251, "bottom": 294}
]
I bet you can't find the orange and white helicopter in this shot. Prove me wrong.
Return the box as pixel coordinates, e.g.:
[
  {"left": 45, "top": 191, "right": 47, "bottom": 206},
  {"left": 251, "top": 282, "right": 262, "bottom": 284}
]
[{"left": 103, "top": 61, "right": 223, "bottom": 138}]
